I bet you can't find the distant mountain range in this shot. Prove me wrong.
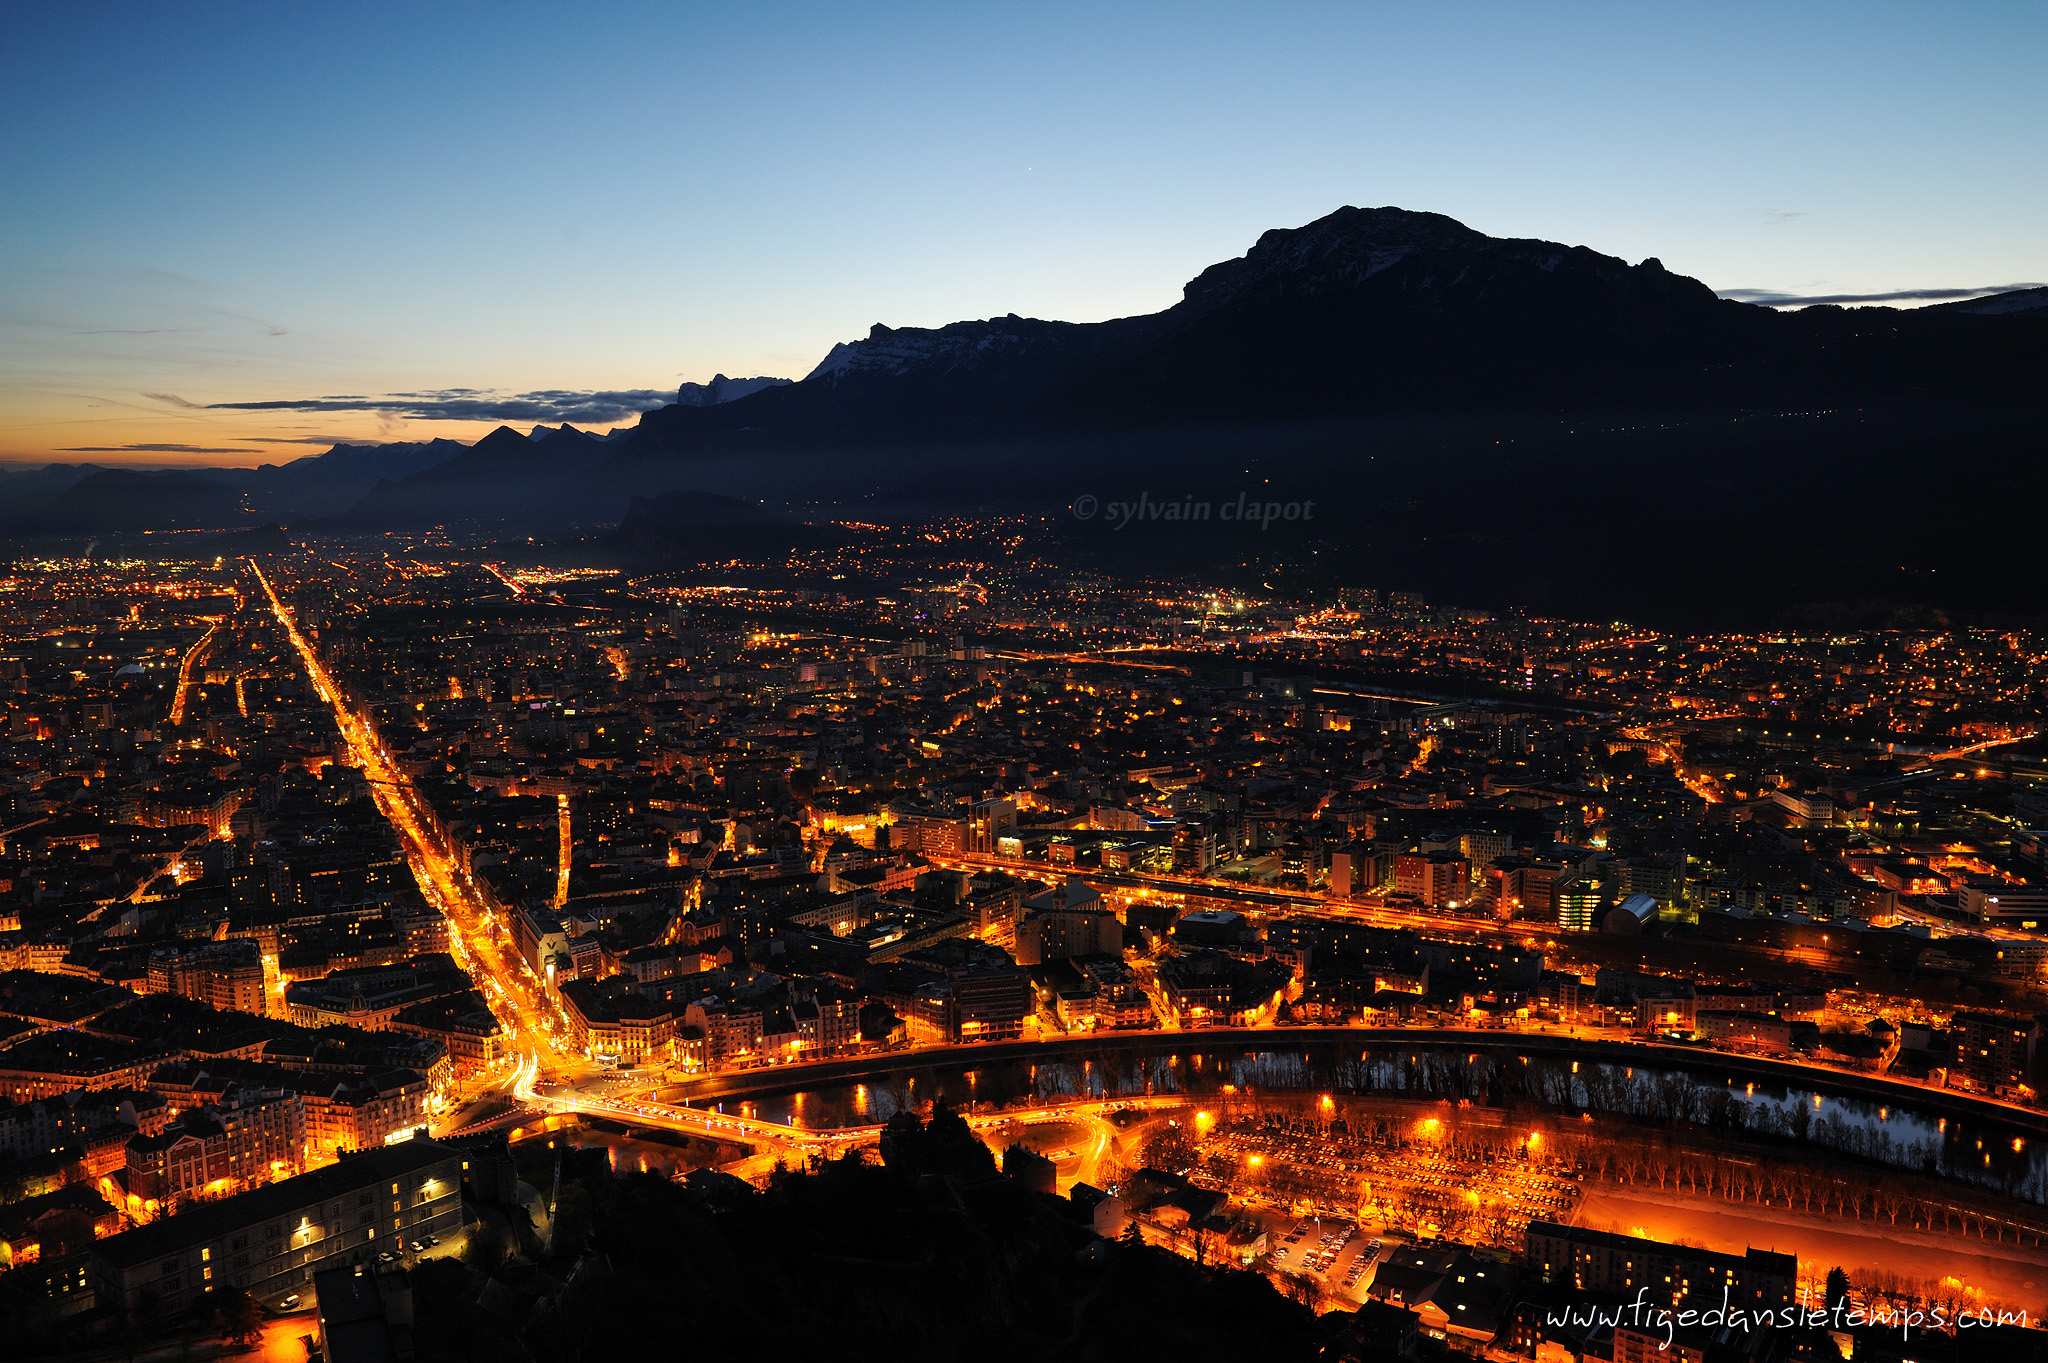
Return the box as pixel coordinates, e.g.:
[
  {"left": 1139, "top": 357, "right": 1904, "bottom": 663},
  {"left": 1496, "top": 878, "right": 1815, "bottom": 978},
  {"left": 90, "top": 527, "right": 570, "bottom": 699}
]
[
  {"left": 0, "top": 438, "right": 468, "bottom": 531},
  {"left": 7, "top": 207, "right": 2045, "bottom": 625}
]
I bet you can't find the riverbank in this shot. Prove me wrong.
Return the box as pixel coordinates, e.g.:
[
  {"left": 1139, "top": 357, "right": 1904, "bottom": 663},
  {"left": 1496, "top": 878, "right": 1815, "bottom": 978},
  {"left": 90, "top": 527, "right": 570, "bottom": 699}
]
[{"left": 661, "top": 1026, "right": 2048, "bottom": 1136}]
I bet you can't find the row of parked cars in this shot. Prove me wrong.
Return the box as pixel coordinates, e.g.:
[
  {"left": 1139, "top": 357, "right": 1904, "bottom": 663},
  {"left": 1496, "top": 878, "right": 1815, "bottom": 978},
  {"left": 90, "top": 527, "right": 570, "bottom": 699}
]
[
  {"left": 377, "top": 1233, "right": 441, "bottom": 1266},
  {"left": 270, "top": 1233, "right": 448, "bottom": 1313},
  {"left": 1283, "top": 1219, "right": 1357, "bottom": 1273},
  {"left": 1342, "top": 1237, "right": 1384, "bottom": 1291}
]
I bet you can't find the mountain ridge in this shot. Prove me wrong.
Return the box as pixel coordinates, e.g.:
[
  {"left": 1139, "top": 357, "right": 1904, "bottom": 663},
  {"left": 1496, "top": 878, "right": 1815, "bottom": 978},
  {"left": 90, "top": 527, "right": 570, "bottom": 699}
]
[{"left": 9, "top": 206, "right": 2047, "bottom": 565}]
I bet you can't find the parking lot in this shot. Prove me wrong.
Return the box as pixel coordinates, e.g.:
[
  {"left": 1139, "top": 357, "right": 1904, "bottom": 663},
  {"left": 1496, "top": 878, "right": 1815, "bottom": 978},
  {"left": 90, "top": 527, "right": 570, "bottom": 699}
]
[
  {"left": 1194, "top": 1115, "right": 1581, "bottom": 1251},
  {"left": 1262, "top": 1215, "right": 1394, "bottom": 1304}
]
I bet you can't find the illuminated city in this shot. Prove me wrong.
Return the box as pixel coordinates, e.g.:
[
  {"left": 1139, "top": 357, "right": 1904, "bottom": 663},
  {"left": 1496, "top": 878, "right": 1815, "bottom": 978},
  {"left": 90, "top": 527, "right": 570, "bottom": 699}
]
[
  {"left": 5, "top": 528, "right": 2048, "bottom": 1357},
  {"left": 4, "top": 5, "right": 2047, "bottom": 1361}
]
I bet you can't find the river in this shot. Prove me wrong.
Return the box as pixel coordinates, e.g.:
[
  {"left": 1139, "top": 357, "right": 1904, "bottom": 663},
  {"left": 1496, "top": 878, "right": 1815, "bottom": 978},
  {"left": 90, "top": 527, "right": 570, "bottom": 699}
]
[{"left": 686, "top": 1043, "right": 2048, "bottom": 1202}]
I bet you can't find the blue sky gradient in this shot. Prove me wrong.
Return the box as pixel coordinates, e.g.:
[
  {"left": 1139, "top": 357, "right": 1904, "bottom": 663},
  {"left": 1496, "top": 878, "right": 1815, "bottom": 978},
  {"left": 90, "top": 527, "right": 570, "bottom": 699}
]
[{"left": 3, "top": 1, "right": 2043, "bottom": 461}]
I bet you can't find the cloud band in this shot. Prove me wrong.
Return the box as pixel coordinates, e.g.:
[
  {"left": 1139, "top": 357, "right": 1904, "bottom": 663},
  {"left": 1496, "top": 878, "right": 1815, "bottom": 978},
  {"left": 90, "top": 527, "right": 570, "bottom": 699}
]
[
  {"left": 60, "top": 443, "right": 264, "bottom": 454},
  {"left": 1718, "top": 283, "right": 2045, "bottom": 308},
  {"left": 204, "top": 387, "right": 678, "bottom": 425}
]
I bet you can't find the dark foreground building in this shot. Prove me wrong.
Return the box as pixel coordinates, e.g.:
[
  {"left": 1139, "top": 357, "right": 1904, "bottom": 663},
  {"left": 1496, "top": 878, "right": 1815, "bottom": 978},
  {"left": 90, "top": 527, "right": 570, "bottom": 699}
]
[
  {"left": 1525, "top": 1220, "right": 1796, "bottom": 1314},
  {"left": 90, "top": 1134, "right": 461, "bottom": 1318}
]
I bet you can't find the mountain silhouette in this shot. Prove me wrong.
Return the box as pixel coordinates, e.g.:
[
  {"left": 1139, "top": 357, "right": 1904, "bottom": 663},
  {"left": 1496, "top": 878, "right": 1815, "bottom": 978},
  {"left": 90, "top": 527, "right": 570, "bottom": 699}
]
[
  {"left": 3, "top": 468, "right": 243, "bottom": 534},
  {"left": 599, "top": 204, "right": 2044, "bottom": 456},
  {"left": 8, "top": 206, "right": 2045, "bottom": 625}
]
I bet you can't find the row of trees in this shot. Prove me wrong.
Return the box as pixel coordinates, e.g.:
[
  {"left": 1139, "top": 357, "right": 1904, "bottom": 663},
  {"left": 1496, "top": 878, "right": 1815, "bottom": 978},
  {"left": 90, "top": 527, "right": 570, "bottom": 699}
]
[
  {"left": 1548, "top": 1128, "right": 2048, "bottom": 1245},
  {"left": 1829, "top": 1263, "right": 2031, "bottom": 1331}
]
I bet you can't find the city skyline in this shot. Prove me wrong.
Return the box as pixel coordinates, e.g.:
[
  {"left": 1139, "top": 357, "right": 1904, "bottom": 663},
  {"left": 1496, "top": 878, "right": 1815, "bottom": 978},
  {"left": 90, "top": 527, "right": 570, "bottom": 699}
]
[{"left": 4, "top": 0, "right": 2045, "bottom": 464}]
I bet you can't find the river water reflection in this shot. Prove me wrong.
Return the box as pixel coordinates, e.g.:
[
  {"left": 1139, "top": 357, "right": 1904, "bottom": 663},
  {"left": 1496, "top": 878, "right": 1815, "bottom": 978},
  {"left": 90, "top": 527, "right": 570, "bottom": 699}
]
[{"left": 700, "top": 1045, "right": 2048, "bottom": 1202}]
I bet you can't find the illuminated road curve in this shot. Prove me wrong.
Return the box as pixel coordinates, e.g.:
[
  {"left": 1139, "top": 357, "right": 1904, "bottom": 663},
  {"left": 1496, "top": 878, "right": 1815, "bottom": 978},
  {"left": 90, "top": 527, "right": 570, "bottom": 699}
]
[
  {"left": 168, "top": 616, "right": 224, "bottom": 728},
  {"left": 659, "top": 1026, "right": 2048, "bottom": 1136},
  {"left": 534, "top": 1086, "right": 1175, "bottom": 1184}
]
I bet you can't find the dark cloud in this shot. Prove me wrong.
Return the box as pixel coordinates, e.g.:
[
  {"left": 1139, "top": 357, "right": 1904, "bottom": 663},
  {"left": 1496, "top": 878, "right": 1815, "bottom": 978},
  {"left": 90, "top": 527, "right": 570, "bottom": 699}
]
[
  {"left": 142, "top": 392, "right": 203, "bottom": 408},
  {"left": 60, "top": 443, "right": 263, "bottom": 454},
  {"left": 1718, "top": 283, "right": 2046, "bottom": 308},
  {"left": 206, "top": 387, "right": 679, "bottom": 425}
]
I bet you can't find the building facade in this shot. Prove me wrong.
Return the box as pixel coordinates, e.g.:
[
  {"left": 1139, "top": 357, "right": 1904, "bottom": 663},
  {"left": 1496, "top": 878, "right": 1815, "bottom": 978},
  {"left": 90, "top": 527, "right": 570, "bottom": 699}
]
[
  {"left": 91, "top": 1137, "right": 463, "bottom": 1318},
  {"left": 1525, "top": 1222, "right": 1795, "bottom": 1314}
]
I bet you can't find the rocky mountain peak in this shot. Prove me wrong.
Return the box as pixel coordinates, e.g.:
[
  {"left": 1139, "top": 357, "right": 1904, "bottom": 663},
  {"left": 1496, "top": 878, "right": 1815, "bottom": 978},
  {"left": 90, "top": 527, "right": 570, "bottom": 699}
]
[{"left": 1179, "top": 205, "right": 1499, "bottom": 312}]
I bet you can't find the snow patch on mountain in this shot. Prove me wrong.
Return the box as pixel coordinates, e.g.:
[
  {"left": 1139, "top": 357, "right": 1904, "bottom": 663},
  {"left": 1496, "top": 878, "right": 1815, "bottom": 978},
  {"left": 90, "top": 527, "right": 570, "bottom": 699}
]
[
  {"left": 804, "top": 315, "right": 1073, "bottom": 383},
  {"left": 676, "top": 374, "right": 792, "bottom": 406},
  {"left": 1950, "top": 287, "right": 2048, "bottom": 316}
]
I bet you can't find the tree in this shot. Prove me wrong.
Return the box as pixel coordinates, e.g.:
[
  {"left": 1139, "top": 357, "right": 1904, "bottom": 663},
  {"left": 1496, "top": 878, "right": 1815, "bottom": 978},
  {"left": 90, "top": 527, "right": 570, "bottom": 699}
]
[
  {"left": 218, "top": 1288, "right": 265, "bottom": 1348},
  {"left": 922, "top": 1101, "right": 997, "bottom": 1179},
  {"left": 463, "top": 1217, "right": 510, "bottom": 1273},
  {"left": 549, "top": 1180, "right": 596, "bottom": 1259},
  {"left": 1825, "top": 1267, "right": 1851, "bottom": 1314},
  {"left": 876, "top": 1102, "right": 998, "bottom": 1180},
  {"left": 1140, "top": 1121, "right": 1198, "bottom": 1173},
  {"left": 877, "top": 1110, "right": 924, "bottom": 1171}
]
